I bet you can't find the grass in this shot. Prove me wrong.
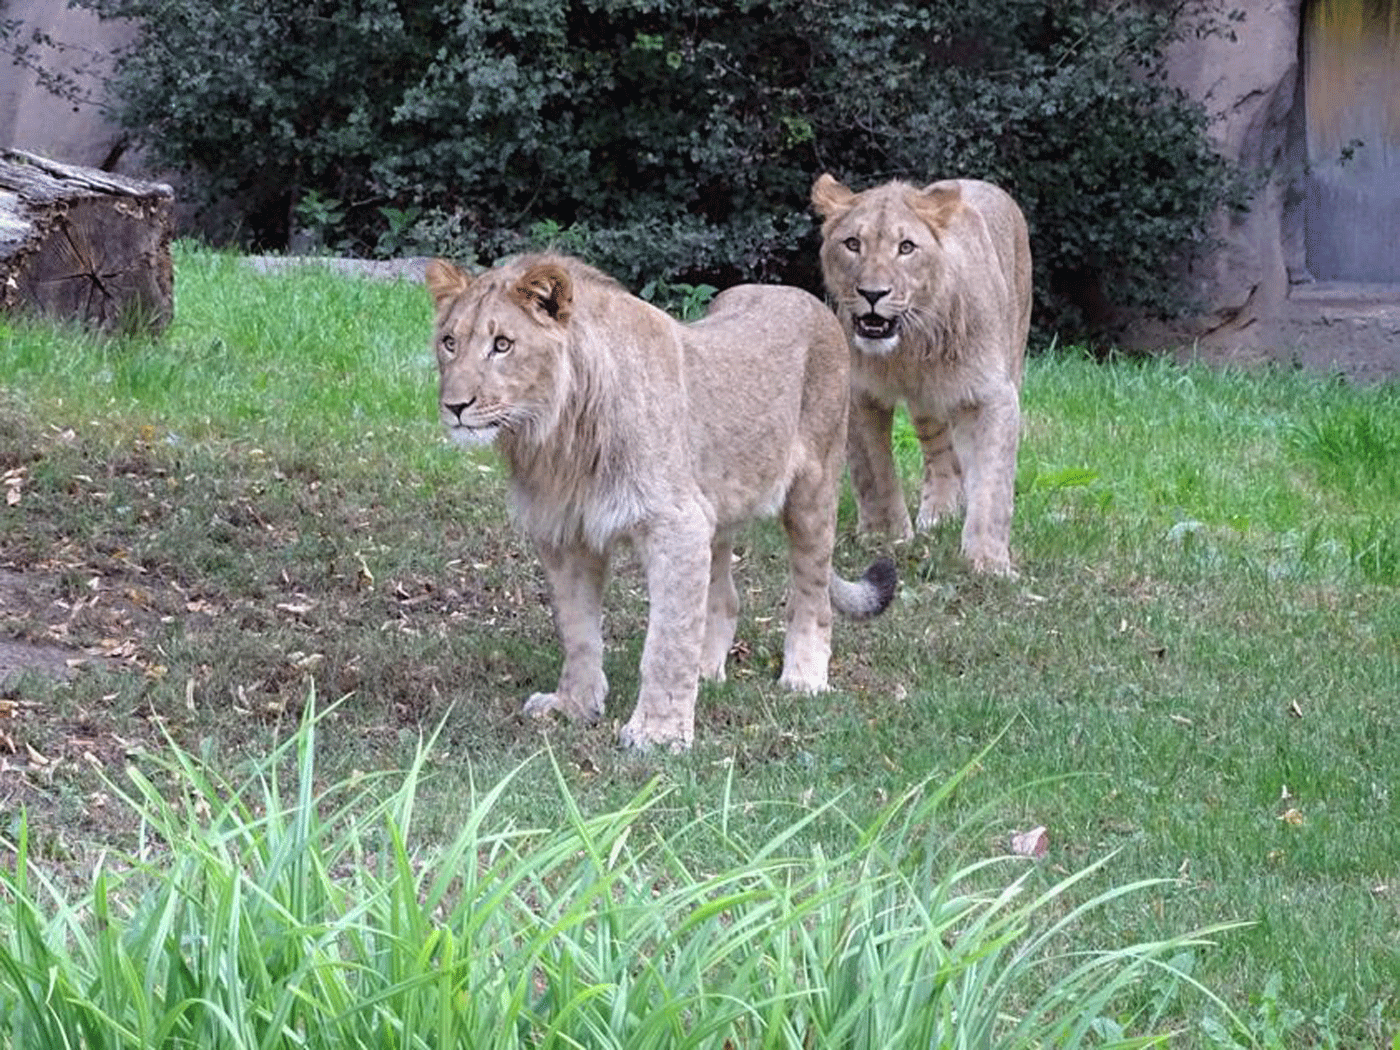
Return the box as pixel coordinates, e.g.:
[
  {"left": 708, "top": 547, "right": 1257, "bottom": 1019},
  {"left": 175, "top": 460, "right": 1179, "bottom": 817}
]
[
  {"left": 1, "top": 697, "right": 1244, "bottom": 1049},
  {"left": 1, "top": 243, "right": 1397, "bottom": 1047}
]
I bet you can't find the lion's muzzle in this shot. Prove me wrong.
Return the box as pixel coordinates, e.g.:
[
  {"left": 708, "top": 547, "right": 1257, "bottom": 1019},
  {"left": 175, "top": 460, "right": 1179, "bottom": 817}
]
[{"left": 442, "top": 397, "right": 500, "bottom": 446}]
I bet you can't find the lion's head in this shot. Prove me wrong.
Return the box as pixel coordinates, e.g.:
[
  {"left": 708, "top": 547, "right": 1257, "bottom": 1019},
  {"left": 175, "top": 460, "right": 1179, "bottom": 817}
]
[
  {"left": 425, "top": 257, "right": 575, "bottom": 449},
  {"left": 811, "top": 174, "right": 966, "bottom": 356}
]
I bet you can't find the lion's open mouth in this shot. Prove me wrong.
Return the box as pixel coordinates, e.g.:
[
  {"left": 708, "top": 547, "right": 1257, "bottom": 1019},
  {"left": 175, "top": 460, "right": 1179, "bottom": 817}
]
[{"left": 854, "top": 313, "right": 899, "bottom": 341}]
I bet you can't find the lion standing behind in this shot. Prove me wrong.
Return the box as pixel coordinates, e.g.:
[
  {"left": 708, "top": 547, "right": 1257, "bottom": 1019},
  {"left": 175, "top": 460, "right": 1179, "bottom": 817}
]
[
  {"left": 426, "top": 254, "right": 895, "bottom": 750},
  {"left": 812, "top": 174, "right": 1032, "bottom": 574}
]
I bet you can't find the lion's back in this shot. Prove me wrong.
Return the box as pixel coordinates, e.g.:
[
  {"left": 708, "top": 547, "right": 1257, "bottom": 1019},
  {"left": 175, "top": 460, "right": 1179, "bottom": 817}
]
[
  {"left": 681, "top": 284, "right": 850, "bottom": 525},
  {"left": 938, "top": 179, "right": 1032, "bottom": 377},
  {"left": 687, "top": 284, "right": 847, "bottom": 418}
]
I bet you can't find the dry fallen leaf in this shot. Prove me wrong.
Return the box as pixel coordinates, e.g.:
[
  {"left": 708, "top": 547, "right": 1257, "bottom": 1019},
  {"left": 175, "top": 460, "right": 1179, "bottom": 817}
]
[
  {"left": 1010, "top": 826, "right": 1049, "bottom": 858},
  {"left": 2, "top": 467, "right": 22, "bottom": 506},
  {"left": 288, "top": 651, "right": 325, "bottom": 671},
  {"left": 354, "top": 551, "right": 375, "bottom": 591},
  {"left": 1279, "top": 807, "right": 1304, "bottom": 826}
]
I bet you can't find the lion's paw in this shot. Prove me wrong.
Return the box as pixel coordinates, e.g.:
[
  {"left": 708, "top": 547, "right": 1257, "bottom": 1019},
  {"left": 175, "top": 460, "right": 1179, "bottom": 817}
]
[
  {"left": 618, "top": 715, "right": 692, "bottom": 752},
  {"left": 916, "top": 506, "right": 954, "bottom": 532},
  {"left": 698, "top": 656, "right": 728, "bottom": 683},
  {"left": 778, "top": 667, "right": 830, "bottom": 695},
  {"left": 966, "top": 553, "right": 1017, "bottom": 578},
  {"left": 522, "top": 692, "right": 602, "bottom": 723}
]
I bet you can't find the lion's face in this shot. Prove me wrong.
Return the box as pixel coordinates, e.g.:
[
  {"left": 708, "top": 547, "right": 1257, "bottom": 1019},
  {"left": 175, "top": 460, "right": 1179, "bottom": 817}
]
[
  {"left": 812, "top": 174, "right": 963, "bottom": 356},
  {"left": 425, "top": 259, "right": 574, "bottom": 448}
]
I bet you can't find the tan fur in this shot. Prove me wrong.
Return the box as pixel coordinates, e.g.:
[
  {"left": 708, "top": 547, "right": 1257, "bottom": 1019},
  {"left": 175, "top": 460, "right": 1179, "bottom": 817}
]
[
  {"left": 811, "top": 174, "right": 1032, "bottom": 574},
  {"left": 426, "top": 254, "right": 895, "bottom": 750}
]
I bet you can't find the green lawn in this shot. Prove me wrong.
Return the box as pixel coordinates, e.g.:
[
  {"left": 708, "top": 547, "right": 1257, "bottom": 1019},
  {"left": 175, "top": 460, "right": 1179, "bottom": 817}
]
[{"left": 1, "top": 244, "right": 1396, "bottom": 1047}]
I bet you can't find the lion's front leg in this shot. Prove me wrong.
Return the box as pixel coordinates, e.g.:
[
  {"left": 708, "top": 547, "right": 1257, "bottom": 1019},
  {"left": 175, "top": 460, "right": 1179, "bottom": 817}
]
[
  {"left": 523, "top": 540, "right": 610, "bottom": 723},
  {"left": 911, "top": 413, "right": 964, "bottom": 531},
  {"left": 848, "top": 392, "right": 914, "bottom": 541},
  {"left": 619, "top": 512, "right": 713, "bottom": 751},
  {"left": 951, "top": 389, "right": 1021, "bottom": 575}
]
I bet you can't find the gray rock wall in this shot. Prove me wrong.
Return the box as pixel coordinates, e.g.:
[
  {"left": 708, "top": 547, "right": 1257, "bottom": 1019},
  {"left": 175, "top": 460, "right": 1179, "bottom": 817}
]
[
  {"left": 0, "top": 2, "right": 136, "bottom": 173},
  {"left": 1144, "top": 0, "right": 1399, "bottom": 378},
  {"left": 1150, "top": 0, "right": 1306, "bottom": 346}
]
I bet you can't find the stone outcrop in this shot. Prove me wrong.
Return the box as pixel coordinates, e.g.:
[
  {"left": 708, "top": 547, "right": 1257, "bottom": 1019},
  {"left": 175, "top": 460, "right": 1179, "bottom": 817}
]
[{"left": 1158, "top": 1, "right": 1305, "bottom": 342}]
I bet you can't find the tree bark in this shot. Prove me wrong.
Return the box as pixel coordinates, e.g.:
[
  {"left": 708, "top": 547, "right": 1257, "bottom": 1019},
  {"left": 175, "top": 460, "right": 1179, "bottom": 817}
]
[{"left": 0, "top": 149, "right": 173, "bottom": 335}]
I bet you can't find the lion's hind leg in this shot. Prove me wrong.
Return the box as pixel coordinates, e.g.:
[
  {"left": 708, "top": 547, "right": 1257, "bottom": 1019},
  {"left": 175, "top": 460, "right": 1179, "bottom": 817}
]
[
  {"left": 777, "top": 472, "right": 837, "bottom": 694},
  {"left": 522, "top": 540, "right": 609, "bottom": 723},
  {"left": 700, "top": 530, "right": 740, "bottom": 683},
  {"left": 848, "top": 393, "right": 914, "bottom": 541}
]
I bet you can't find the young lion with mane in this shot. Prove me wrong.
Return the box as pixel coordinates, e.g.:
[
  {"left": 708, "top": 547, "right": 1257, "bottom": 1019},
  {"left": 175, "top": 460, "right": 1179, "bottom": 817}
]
[{"left": 426, "top": 254, "right": 895, "bottom": 751}]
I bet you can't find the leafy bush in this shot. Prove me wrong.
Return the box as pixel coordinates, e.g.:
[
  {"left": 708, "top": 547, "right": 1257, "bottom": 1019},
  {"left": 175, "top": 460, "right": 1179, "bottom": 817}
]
[
  {"left": 0, "top": 694, "right": 1240, "bottom": 1049},
  {"left": 73, "top": 0, "right": 1247, "bottom": 338}
]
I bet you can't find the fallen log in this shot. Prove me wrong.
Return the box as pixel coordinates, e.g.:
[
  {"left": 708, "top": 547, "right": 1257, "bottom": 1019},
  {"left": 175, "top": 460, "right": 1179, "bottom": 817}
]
[{"left": 0, "top": 149, "right": 174, "bottom": 335}]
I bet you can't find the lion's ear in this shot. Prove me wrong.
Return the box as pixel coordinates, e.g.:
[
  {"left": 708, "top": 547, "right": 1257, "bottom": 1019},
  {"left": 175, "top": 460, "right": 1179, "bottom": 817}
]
[
  {"left": 512, "top": 263, "right": 574, "bottom": 326},
  {"left": 425, "top": 258, "right": 472, "bottom": 310},
  {"left": 911, "top": 183, "right": 964, "bottom": 234},
  {"left": 811, "top": 173, "right": 857, "bottom": 220}
]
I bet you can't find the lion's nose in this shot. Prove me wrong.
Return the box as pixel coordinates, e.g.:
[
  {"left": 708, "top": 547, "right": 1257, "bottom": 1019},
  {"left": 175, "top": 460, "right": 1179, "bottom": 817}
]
[
  {"left": 857, "top": 287, "right": 890, "bottom": 309},
  {"left": 443, "top": 398, "right": 475, "bottom": 420}
]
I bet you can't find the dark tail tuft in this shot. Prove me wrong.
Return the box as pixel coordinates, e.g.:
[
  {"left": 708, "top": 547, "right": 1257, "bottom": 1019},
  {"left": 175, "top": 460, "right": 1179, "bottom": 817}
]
[
  {"left": 830, "top": 556, "right": 898, "bottom": 620},
  {"left": 862, "top": 557, "right": 898, "bottom": 615}
]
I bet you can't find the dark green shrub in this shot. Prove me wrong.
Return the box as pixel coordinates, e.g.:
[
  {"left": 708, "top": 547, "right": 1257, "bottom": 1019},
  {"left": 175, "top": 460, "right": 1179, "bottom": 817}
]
[{"left": 75, "top": 0, "right": 1248, "bottom": 339}]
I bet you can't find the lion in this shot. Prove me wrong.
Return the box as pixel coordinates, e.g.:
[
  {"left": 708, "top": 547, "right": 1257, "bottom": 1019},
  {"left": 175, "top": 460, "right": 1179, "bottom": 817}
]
[
  {"left": 811, "top": 174, "right": 1032, "bottom": 574},
  {"left": 425, "top": 253, "right": 896, "bottom": 750}
]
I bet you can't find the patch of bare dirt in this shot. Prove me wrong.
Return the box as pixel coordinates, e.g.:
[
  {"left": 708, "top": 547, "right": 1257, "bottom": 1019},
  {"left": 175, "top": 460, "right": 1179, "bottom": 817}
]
[
  {"left": 0, "top": 569, "right": 78, "bottom": 685},
  {"left": 0, "top": 635, "right": 75, "bottom": 686},
  {"left": 0, "top": 564, "right": 168, "bottom": 826}
]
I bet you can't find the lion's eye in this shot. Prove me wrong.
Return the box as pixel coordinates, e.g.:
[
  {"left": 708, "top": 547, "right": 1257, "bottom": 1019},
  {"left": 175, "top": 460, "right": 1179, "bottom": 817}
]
[
  {"left": 491, "top": 335, "right": 514, "bottom": 356},
  {"left": 843, "top": 237, "right": 860, "bottom": 253},
  {"left": 440, "top": 334, "right": 457, "bottom": 355},
  {"left": 898, "top": 239, "right": 917, "bottom": 255}
]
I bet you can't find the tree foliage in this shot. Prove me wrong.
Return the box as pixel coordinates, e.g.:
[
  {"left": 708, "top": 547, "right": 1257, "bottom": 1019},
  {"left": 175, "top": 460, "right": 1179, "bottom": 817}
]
[{"left": 74, "top": 0, "right": 1248, "bottom": 338}]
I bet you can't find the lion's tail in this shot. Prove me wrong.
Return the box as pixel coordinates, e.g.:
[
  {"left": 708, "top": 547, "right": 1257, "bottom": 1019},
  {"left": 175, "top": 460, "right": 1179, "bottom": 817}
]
[{"left": 830, "top": 558, "right": 898, "bottom": 620}]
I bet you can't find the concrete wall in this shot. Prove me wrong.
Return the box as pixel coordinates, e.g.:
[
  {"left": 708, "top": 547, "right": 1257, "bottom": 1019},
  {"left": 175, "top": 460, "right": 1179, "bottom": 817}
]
[{"left": 1141, "top": 0, "right": 1399, "bottom": 375}]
